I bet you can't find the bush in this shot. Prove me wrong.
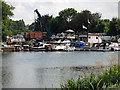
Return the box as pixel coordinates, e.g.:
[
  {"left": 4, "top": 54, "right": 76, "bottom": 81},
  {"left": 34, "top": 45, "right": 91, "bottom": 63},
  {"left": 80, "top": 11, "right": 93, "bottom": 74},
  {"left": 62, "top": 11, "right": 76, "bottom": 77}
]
[{"left": 61, "top": 65, "right": 120, "bottom": 89}]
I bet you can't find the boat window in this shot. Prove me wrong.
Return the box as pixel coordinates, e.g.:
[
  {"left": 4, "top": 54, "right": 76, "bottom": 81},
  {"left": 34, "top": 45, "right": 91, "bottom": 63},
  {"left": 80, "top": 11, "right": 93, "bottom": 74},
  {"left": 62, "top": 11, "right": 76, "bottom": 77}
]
[
  {"left": 40, "top": 44, "right": 43, "bottom": 46},
  {"left": 96, "top": 37, "right": 98, "bottom": 39}
]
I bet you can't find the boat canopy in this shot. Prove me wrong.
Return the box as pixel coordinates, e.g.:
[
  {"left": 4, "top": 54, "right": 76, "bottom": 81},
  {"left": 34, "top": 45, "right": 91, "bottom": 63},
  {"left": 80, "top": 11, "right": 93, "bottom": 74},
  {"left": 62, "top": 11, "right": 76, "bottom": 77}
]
[{"left": 75, "top": 42, "right": 85, "bottom": 48}]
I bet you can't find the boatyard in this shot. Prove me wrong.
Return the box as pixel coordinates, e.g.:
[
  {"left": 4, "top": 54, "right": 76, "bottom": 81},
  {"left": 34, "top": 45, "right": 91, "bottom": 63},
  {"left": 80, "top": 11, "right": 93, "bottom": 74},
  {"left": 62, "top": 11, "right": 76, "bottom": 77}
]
[
  {"left": 1, "top": 0, "right": 120, "bottom": 89},
  {"left": 1, "top": 5, "right": 120, "bottom": 53},
  {"left": 1, "top": 8, "right": 120, "bottom": 52},
  {"left": 1, "top": 30, "right": 120, "bottom": 52}
]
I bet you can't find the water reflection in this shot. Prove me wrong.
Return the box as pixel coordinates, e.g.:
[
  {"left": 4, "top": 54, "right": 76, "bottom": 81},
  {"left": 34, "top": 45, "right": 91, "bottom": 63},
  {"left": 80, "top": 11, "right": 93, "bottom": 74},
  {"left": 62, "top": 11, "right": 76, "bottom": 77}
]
[{"left": 2, "top": 51, "right": 118, "bottom": 88}]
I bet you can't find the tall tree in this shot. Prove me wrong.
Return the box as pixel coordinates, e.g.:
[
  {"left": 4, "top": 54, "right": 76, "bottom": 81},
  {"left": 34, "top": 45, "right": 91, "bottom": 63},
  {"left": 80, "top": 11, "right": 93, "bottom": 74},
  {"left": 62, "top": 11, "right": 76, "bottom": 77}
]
[
  {"left": 72, "top": 10, "right": 93, "bottom": 33},
  {"left": 89, "top": 19, "right": 109, "bottom": 33},
  {"left": 2, "top": 1, "right": 15, "bottom": 41},
  {"left": 0, "top": 1, "right": 2, "bottom": 42},
  {"left": 59, "top": 8, "right": 77, "bottom": 22},
  {"left": 72, "top": 10, "right": 102, "bottom": 33},
  {"left": 107, "top": 18, "right": 120, "bottom": 36}
]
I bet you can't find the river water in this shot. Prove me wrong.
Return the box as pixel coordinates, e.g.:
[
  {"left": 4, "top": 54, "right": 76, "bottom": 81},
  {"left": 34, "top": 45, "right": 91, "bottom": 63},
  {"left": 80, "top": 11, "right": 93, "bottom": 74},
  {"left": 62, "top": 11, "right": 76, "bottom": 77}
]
[{"left": 1, "top": 51, "right": 118, "bottom": 88}]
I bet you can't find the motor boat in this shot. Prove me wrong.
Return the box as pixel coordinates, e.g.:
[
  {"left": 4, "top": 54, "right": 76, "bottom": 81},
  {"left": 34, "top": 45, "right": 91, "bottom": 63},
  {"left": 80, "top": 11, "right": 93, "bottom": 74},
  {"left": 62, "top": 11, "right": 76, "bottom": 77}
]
[
  {"left": 50, "top": 39, "right": 71, "bottom": 51},
  {"left": 31, "top": 42, "right": 46, "bottom": 51},
  {"left": 74, "top": 41, "right": 85, "bottom": 51},
  {"left": 14, "top": 44, "right": 22, "bottom": 51},
  {"left": 91, "top": 43, "right": 110, "bottom": 51},
  {"left": 108, "top": 43, "right": 120, "bottom": 51},
  {"left": 23, "top": 45, "right": 29, "bottom": 51}
]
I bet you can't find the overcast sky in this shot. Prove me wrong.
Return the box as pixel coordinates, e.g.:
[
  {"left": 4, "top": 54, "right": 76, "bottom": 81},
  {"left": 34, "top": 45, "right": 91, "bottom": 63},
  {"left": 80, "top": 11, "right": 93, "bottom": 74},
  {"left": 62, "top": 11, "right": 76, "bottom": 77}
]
[{"left": 4, "top": 0, "right": 120, "bottom": 25}]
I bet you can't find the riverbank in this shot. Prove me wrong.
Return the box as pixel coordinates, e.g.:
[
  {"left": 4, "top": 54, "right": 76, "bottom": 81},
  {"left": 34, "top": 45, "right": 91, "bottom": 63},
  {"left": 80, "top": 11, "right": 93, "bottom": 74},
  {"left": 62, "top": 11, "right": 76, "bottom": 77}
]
[{"left": 61, "top": 65, "right": 120, "bottom": 89}]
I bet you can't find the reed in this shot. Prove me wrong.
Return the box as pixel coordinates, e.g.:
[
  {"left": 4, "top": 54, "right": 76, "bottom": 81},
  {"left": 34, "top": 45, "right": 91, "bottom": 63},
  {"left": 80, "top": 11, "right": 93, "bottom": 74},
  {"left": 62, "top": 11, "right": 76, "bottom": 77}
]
[{"left": 61, "top": 55, "right": 120, "bottom": 89}]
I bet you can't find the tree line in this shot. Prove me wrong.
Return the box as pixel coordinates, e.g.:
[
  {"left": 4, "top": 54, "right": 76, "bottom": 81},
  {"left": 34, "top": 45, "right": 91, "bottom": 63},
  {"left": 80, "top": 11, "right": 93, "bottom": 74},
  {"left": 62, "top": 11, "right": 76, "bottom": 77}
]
[{"left": 2, "top": 1, "right": 120, "bottom": 41}]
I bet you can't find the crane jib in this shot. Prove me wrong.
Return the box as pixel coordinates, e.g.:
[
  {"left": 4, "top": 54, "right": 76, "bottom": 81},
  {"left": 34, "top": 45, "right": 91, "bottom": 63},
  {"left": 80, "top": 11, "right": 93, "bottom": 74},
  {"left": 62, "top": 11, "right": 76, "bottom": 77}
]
[{"left": 34, "top": 9, "right": 52, "bottom": 37}]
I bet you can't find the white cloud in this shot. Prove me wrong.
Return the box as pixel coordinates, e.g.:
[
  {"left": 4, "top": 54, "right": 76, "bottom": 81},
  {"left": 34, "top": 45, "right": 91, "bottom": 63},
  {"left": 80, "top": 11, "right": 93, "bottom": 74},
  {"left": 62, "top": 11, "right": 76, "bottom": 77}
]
[{"left": 4, "top": 0, "right": 119, "bottom": 25}]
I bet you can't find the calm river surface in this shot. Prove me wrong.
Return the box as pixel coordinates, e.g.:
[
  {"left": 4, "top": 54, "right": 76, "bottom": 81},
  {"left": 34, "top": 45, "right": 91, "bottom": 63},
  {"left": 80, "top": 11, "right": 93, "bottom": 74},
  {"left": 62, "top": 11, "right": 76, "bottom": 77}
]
[{"left": 1, "top": 51, "right": 118, "bottom": 88}]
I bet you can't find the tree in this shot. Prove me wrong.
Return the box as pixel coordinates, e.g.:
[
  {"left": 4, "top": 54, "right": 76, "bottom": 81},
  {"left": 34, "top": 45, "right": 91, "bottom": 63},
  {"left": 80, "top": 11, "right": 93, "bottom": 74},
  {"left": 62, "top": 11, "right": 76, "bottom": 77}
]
[
  {"left": 28, "top": 22, "right": 35, "bottom": 31},
  {"left": 92, "top": 12, "right": 102, "bottom": 19},
  {"left": 89, "top": 19, "right": 109, "bottom": 33},
  {"left": 2, "top": 1, "right": 15, "bottom": 41},
  {"left": 72, "top": 10, "right": 93, "bottom": 33},
  {"left": 117, "top": 19, "right": 120, "bottom": 35},
  {"left": 103, "top": 19, "right": 110, "bottom": 33},
  {"left": 59, "top": 8, "right": 77, "bottom": 22},
  {"left": 107, "top": 18, "right": 120, "bottom": 36},
  {"left": 0, "top": 1, "right": 2, "bottom": 42},
  {"left": 14, "top": 19, "right": 26, "bottom": 31}
]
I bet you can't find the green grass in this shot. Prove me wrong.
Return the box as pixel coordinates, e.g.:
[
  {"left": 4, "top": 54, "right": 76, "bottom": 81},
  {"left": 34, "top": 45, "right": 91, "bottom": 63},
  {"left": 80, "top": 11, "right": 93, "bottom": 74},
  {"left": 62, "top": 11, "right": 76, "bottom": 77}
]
[{"left": 61, "top": 65, "right": 120, "bottom": 90}]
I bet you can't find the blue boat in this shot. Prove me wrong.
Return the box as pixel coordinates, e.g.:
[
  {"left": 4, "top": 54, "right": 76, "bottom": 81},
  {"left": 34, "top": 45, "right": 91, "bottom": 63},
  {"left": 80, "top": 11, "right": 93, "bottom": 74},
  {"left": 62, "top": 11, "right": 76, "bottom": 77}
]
[
  {"left": 71, "top": 41, "right": 85, "bottom": 51},
  {"left": 75, "top": 42, "right": 85, "bottom": 48}
]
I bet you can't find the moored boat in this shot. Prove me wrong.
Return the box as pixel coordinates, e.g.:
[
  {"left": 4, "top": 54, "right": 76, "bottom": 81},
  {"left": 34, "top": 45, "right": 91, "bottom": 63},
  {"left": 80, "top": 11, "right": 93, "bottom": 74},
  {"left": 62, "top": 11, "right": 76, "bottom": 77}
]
[
  {"left": 14, "top": 45, "right": 22, "bottom": 51},
  {"left": 50, "top": 39, "right": 71, "bottom": 51},
  {"left": 1, "top": 43, "right": 15, "bottom": 52},
  {"left": 31, "top": 42, "right": 46, "bottom": 51},
  {"left": 109, "top": 43, "right": 120, "bottom": 51},
  {"left": 23, "top": 45, "right": 29, "bottom": 51},
  {"left": 74, "top": 41, "right": 85, "bottom": 51}
]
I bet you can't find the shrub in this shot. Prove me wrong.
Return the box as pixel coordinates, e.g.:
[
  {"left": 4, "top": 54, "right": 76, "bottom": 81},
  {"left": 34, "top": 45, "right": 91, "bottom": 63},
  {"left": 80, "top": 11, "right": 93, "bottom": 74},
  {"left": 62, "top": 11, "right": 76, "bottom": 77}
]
[{"left": 61, "top": 65, "right": 120, "bottom": 89}]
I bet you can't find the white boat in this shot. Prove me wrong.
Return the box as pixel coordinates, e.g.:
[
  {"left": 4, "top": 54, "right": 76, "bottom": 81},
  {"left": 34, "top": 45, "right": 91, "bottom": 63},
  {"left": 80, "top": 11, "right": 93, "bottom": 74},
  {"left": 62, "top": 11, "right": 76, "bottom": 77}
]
[
  {"left": 108, "top": 43, "right": 120, "bottom": 51},
  {"left": 14, "top": 45, "right": 22, "bottom": 51},
  {"left": 51, "top": 39, "right": 72, "bottom": 51},
  {"left": 91, "top": 43, "right": 110, "bottom": 51},
  {"left": 23, "top": 45, "right": 29, "bottom": 51},
  {"left": 54, "top": 44, "right": 66, "bottom": 51},
  {"left": 64, "top": 46, "right": 75, "bottom": 51},
  {"left": 31, "top": 42, "right": 46, "bottom": 51},
  {"left": 31, "top": 42, "right": 52, "bottom": 51}
]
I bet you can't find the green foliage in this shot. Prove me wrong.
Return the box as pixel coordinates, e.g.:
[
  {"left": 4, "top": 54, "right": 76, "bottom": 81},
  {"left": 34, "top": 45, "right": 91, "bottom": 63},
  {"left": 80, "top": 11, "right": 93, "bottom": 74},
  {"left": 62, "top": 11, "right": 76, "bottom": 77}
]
[
  {"left": 2, "top": 1, "right": 15, "bottom": 41},
  {"left": 13, "top": 19, "right": 26, "bottom": 31},
  {"left": 107, "top": 18, "right": 120, "bottom": 36},
  {"left": 89, "top": 19, "right": 110, "bottom": 33},
  {"left": 32, "top": 8, "right": 119, "bottom": 36},
  {"left": 2, "top": 1, "right": 119, "bottom": 41},
  {"left": 32, "top": 9, "right": 103, "bottom": 34},
  {"left": 71, "top": 10, "right": 102, "bottom": 33},
  {"left": 28, "top": 22, "right": 35, "bottom": 31},
  {"left": 2, "top": 1, "right": 14, "bottom": 20},
  {"left": 2, "top": 1, "right": 27, "bottom": 41},
  {"left": 61, "top": 65, "right": 120, "bottom": 89},
  {"left": 59, "top": 8, "right": 77, "bottom": 22}
]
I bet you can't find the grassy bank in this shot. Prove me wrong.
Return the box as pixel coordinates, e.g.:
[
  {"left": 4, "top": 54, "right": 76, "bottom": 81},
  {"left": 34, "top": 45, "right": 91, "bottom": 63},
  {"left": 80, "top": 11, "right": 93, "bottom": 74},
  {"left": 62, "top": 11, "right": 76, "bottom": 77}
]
[{"left": 61, "top": 56, "right": 120, "bottom": 89}]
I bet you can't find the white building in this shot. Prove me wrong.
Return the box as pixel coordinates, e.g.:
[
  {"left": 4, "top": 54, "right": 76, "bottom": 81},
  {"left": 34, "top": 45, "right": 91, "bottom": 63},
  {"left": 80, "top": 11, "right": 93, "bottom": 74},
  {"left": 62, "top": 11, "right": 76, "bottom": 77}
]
[{"left": 88, "top": 33, "right": 102, "bottom": 44}]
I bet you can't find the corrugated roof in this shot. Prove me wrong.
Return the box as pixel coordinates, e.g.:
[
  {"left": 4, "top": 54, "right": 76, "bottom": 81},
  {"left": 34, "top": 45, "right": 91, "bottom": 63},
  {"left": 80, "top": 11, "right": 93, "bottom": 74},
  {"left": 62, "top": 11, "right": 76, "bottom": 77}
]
[{"left": 29, "top": 32, "right": 47, "bottom": 39}]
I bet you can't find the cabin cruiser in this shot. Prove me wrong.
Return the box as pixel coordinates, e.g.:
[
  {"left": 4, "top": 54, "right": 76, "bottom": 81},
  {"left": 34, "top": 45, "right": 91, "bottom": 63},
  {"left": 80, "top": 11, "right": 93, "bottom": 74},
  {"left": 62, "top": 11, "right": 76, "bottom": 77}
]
[
  {"left": 73, "top": 41, "right": 85, "bottom": 51},
  {"left": 64, "top": 44, "right": 76, "bottom": 51},
  {"left": 14, "top": 44, "right": 22, "bottom": 51},
  {"left": 1, "top": 42, "right": 15, "bottom": 52},
  {"left": 31, "top": 42, "right": 51, "bottom": 51},
  {"left": 91, "top": 43, "right": 110, "bottom": 51},
  {"left": 50, "top": 39, "right": 72, "bottom": 51},
  {"left": 108, "top": 43, "right": 120, "bottom": 51},
  {"left": 31, "top": 42, "right": 46, "bottom": 51},
  {"left": 23, "top": 45, "right": 29, "bottom": 51}
]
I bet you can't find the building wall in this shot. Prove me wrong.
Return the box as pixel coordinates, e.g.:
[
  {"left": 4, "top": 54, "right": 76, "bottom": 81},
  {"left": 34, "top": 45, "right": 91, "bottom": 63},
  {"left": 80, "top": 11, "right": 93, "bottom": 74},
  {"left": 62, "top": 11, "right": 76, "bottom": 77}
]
[{"left": 88, "top": 36, "right": 102, "bottom": 43}]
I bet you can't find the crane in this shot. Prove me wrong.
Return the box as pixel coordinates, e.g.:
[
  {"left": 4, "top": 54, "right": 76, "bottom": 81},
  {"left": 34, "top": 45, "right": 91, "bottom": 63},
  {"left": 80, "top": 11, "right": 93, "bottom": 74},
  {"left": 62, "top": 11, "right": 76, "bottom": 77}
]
[{"left": 34, "top": 9, "right": 52, "bottom": 38}]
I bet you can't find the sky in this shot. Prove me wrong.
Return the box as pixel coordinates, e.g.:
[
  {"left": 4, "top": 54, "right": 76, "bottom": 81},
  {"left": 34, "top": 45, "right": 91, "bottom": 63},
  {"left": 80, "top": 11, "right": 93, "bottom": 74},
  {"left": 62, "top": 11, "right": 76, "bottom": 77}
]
[{"left": 4, "top": 0, "right": 120, "bottom": 25}]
